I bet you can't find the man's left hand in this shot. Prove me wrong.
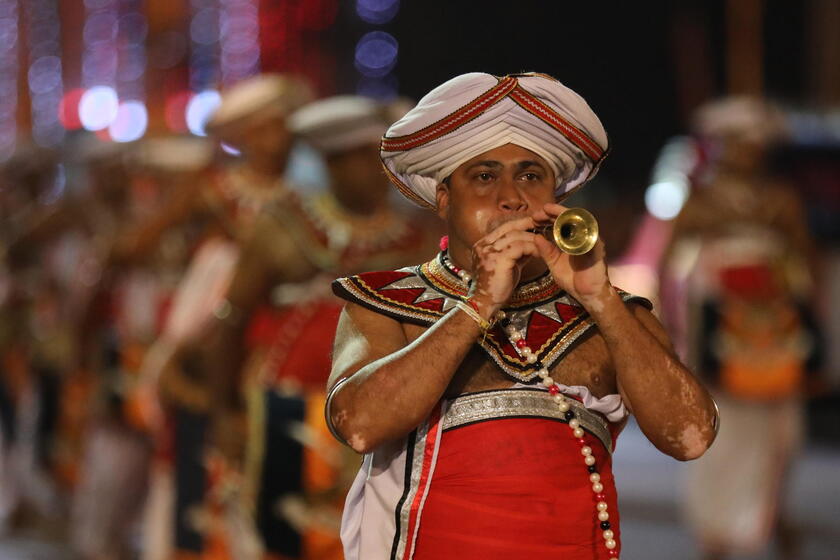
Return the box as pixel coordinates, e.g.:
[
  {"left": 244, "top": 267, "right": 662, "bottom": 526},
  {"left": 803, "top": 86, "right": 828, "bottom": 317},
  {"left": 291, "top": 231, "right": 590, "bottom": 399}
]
[{"left": 532, "top": 203, "right": 612, "bottom": 308}]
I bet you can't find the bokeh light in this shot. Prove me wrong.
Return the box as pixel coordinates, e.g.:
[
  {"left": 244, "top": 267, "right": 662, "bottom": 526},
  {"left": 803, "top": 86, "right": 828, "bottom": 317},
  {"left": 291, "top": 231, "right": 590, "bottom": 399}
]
[
  {"left": 108, "top": 100, "right": 147, "bottom": 142},
  {"left": 24, "top": 0, "right": 64, "bottom": 147},
  {"left": 79, "top": 85, "right": 119, "bottom": 131},
  {"left": 189, "top": 0, "right": 221, "bottom": 93},
  {"left": 27, "top": 56, "right": 62, "bottom": 95},
  {"left": 81, "top": 0, "right": 118, "bottom": 101},
  {"left": 190, "top": 7, "right": 219, "bottom": 46},
  {"left": 219, "top": 0, "right": 261, "bottom": 84},
  {"left": 354, "top": 31, "right": 398, "bottom": 78},
  {"left": 59, "top": 88, "right": 85, "bottom": 130},
  {"left": 116, "top": 1, "right": 147, "bottom": 106},
  {"left": 186, "top": 90, "right": 221, "bottom": 136},
  {"left": 0, "top": 0, "right": 18, "bottom": 161},
  {"left": 644, "top": 181, "right": 689, "bottom": 220},
  {"left": 83, "top": 11, "right": 118, "bottom": 45},
  {"left": 356, "top": 0, "right": 400, "bottom": 24}
]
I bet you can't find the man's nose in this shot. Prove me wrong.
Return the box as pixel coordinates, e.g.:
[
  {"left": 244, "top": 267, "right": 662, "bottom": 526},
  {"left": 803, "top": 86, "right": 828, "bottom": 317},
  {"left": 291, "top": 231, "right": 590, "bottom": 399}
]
[{"left": 497, "top": 177, "right": 527, "bottom": 212}]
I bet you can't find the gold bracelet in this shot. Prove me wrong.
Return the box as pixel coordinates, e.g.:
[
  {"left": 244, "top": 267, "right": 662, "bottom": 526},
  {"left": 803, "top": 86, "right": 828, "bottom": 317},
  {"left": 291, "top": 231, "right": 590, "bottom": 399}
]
[{"left": 455, "top": 300, "right": 491, "bottom": 331}]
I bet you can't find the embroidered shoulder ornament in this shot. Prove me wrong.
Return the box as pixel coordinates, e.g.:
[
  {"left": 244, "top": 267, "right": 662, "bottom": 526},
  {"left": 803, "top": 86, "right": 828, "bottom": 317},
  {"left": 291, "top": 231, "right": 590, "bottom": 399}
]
[{"left": 332, "top": 252, "right": 651, "bottom": 383}]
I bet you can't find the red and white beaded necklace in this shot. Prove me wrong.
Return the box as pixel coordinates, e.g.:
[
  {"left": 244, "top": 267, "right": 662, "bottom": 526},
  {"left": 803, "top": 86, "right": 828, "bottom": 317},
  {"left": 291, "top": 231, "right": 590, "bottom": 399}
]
[{"left": 441, "top": 246, "right": 620, "bottom": 557}]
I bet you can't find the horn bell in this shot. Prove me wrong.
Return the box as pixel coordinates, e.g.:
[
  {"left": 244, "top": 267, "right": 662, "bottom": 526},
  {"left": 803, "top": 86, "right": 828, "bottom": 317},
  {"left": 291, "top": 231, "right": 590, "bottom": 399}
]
[{"left": 552, "top": 208, "right": 599, "bottom": 255}]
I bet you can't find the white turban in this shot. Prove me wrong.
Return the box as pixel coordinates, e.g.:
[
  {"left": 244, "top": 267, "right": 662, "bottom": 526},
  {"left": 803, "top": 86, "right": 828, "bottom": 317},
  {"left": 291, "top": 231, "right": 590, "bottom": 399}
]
[
  {"left": 380, "top": 72, "right": 609, "bottom": 209},
  {"left": 692, "top": 96, "right": 788, "bottom": 145},
  {"left": 206, "top": 74, "right": 313, "bottom": 134},
  {"left": 288, "top": 96, "right": 388, "bottom": 155}
]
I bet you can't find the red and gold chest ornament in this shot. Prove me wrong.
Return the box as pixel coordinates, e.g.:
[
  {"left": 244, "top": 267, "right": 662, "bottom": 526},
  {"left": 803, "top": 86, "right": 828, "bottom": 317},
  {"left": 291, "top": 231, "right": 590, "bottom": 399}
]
[{"left": 332, "top": 252, "right": 651, "bottom": 383}]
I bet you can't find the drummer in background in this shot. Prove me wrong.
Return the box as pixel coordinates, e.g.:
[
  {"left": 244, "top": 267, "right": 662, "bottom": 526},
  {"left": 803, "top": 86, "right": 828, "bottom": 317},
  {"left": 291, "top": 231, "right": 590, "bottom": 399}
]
[
  {"left": 138, "top": 74, "right": 312, "bottom": 560},
  {"left": 201, "top": 94, "right": 438, "bottom": 560},
  {"left": 661, "top": 97, "right": 823, "bottom": 560}
]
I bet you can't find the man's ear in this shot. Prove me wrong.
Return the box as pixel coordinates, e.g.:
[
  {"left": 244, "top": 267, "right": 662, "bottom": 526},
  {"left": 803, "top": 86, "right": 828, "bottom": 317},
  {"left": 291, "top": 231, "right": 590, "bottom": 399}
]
[{"left": 435, "top": 182, "right": 450, "bottom": 220}]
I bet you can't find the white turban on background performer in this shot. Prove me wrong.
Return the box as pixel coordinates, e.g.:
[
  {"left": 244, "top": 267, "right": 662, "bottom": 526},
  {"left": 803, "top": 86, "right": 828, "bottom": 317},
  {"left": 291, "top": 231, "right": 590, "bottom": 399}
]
[
  {"left": 288, "top": 96, "right": 389, "bottom": 155},
  {"left": 380, "top": 72, "right": 609, "bottom": 209},
  {"left": 205, "top": 73, "right": 313, "bottom": 134}
]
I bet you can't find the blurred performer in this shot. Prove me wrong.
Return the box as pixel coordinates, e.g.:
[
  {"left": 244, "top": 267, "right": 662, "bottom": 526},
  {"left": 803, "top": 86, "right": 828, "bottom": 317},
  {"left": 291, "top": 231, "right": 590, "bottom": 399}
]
[
  {"left": 0, "top": 139, "right": 158, "bottom": 556},
  {"left": 59, "top": 140, "right": 161, "bottom": 560},
  {"left": 327, "top": 72, "right": 717, "bottom": 560},
  {"left": 0, "top": 146, "right": 67, "bottom": 534},
  {"left": 137, "top": 75, "right": 313, "bottom": 560},
  {"left": 661, "top": 98, "right": 821, "bottom": 560},
  {"left": 70, "top": 137, "right": 214, "bottom": 560},
  {"left": 202, "top": 95, "right": 437, "bottom": 560}
]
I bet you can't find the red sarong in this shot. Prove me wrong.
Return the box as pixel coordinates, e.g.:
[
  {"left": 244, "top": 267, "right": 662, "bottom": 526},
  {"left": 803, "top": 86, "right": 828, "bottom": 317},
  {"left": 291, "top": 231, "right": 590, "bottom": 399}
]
[{"left": 413, "top": 417, "right": 619, "bottom": 560}]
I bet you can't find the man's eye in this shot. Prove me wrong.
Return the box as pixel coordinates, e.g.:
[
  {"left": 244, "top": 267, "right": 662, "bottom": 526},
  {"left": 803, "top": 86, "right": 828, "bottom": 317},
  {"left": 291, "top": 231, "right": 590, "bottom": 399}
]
[
  {"left": 476, "top": 172, "right": 494, "bottom": 182},
  {"left": 521, "top": 172, "right": 541, "bottom": 181}
]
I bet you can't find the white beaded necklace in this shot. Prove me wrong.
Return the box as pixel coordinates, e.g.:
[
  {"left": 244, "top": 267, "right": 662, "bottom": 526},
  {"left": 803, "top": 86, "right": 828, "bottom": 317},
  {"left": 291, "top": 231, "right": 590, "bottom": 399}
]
[{"left": 441, "top": 250, "right": 620, "bottom": 557}]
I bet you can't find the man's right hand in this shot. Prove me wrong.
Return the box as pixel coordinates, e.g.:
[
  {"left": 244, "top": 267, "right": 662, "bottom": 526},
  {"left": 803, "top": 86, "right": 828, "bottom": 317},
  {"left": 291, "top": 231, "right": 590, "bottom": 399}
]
[{"left": 469, "top": 216, "right": 540, "bottom": 319}]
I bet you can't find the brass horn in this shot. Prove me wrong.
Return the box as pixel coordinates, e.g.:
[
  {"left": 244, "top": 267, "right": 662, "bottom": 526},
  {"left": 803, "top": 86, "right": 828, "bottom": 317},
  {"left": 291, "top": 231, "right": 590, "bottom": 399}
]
[{"left": 551, "top": 208, "right": 599, "bottom": 255}]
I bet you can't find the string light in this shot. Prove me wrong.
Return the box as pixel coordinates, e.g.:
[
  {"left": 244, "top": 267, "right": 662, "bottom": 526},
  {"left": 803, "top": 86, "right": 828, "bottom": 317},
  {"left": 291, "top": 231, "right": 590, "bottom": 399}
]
[
  {"left": 0, "top": 0, "right": 18, "bottom": 160},
  {"left": 111, "top": 0, "right": 148, "bottom": 142},
  {"left": 218, "top": 0, "right": 260, "bottom": 86},
  {"left": 356, "top": 0, "right": 399, "bottom": 25},
  {"left": 354, "top": 31, "right": 398, "bottom": 78},
  {"left": 24, "top": 0, "right": 64, "bottom": 147},
  {"left": 188, "top": 0, "right": 221, "bottom": 137},
  {"left": 355, "top": 1, "right": 400, "bottom": 99},
  {"left": 80, "top": 0, "right": 120, "bottom": 133},
  {"left": 189, "top": 0, "right": 220, "bottom": 92}
]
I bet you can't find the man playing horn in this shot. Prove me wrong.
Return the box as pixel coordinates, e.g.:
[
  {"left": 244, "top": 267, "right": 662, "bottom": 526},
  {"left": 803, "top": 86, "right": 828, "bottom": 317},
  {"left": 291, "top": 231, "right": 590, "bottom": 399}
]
[{"left": 327, "top": 72, "right": 719, "bottom": 560}]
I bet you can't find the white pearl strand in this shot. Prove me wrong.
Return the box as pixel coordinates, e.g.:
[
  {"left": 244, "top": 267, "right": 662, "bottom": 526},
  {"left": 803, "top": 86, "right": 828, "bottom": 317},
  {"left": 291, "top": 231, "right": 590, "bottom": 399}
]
[
  {"left": 445, "top": 251, "right": 617, "bottom": 554},
  {"left": 502, "top": 318, "right": 619, "bottom": 557}
]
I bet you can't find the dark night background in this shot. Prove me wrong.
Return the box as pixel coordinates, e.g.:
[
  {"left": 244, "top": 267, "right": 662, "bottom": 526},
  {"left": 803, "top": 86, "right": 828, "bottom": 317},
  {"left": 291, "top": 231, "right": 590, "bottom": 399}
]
[{"left": 334, "top": 0, "right": 812, "bottom": 209}]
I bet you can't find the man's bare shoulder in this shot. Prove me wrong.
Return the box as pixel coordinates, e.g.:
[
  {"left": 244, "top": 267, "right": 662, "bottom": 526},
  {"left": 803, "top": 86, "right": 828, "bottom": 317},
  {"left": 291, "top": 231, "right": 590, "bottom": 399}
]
[
  {"left": 341, "top": 300, "right": 409, "bottom": 338},
  {"left": 329, "top": 301, "right": 409, "bottom": 388}
]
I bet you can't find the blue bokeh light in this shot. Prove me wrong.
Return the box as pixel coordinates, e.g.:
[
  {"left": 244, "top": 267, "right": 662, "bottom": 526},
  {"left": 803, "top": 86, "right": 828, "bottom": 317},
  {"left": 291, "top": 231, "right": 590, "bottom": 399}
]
[
  {"left": 186, "top": 89, "right": 221, "bottom": 136},
  {"left": 354, "top": 31, "right": 398, "bottom": 78},
  {"left": 356, "top": 0, "right": 399, "bottom": 24}
]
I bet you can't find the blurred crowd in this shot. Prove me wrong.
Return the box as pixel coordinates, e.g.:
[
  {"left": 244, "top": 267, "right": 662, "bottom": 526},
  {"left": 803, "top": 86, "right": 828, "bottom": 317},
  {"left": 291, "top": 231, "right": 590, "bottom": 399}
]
[
  {"left": 0, "top": 74, "right": 836, "bottom": 560},
  {"left": 0, "top": 73, "right": 441, "bottom": 560}
]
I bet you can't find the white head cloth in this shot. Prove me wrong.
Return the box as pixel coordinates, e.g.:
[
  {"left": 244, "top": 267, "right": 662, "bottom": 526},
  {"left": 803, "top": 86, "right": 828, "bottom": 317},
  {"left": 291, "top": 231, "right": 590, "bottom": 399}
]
[
  {"left": 380, "top": 72, "right": 609, "bottom": 209},
  {"left": 206, "top": 73, "right": 313, "bottom": 134},
  {"left": 692, "top": 96, "right": 788, "bottom": 146},
  {"left": 288, "top": 96, "right": 388, "bottom": 155}
]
